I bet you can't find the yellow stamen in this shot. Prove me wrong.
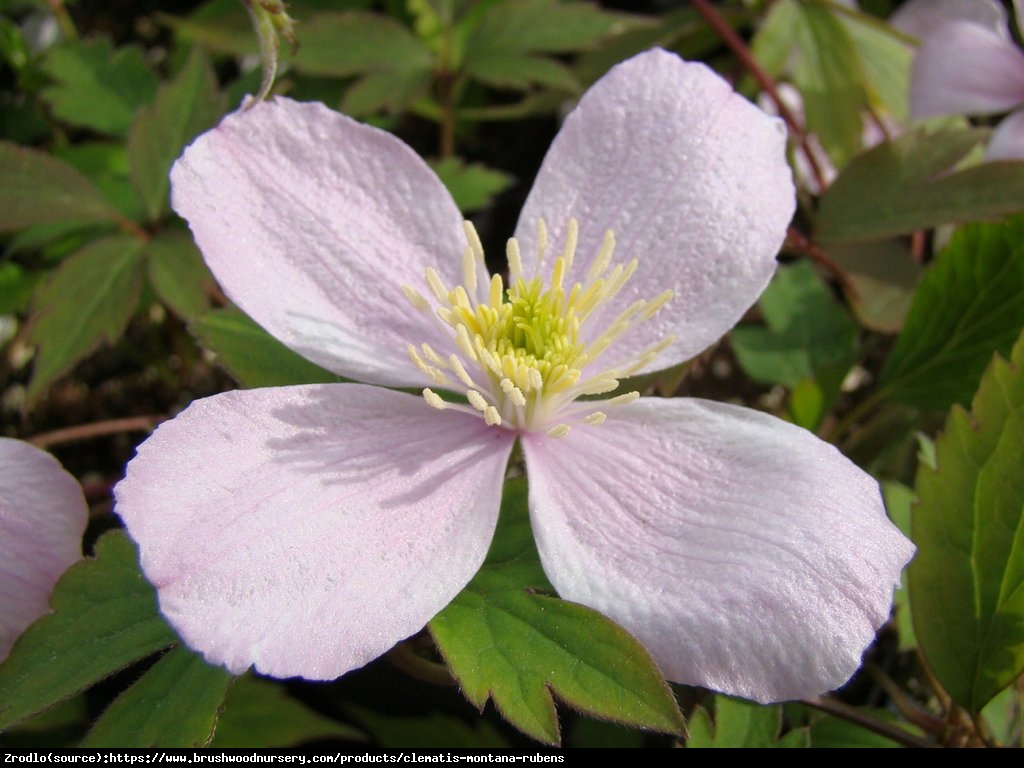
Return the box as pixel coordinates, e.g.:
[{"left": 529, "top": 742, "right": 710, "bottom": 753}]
[{"left": 402, "top": 218, "right": 673, "bottom": 434}]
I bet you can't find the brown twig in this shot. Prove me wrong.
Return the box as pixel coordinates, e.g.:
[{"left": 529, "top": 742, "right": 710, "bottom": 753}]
[
  {"left": 802, "top": 696, "right": 938, "bottom": 748},
  {"left": 785, "top": 226, "right": 856, "bottom": 299},
  {"left": 691, "top": 0, "right": 830, "bottom": 193},
  {"left": 28, "top": 415, "right": 163, "bottom": 449}
]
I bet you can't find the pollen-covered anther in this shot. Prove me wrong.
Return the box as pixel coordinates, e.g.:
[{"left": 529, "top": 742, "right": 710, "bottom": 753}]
[
  {"left": 403, "top": 217, "right": 674, "bottom": 433},
  {"left": 448, "top": 355, "right": 477, "bottom": 389},
  {"left": 504, "top": 383, "right": 528, "bottom": 407},
  {"left": 422, "top": 389, "right": 447, "bottom": 410},
  {"left": 407, "top": 345, "right": 450, "bottom": 386},
  {"left": 466, "top": 389, "right": 502, "bottom": 426}
]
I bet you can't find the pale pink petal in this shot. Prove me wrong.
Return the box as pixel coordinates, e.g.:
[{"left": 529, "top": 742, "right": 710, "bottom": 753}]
[
  {"left": 115, "top": 385, "right": 514, "bottom": 679},
  {"left": 521, "top": 398, "right": 914, "bottom": 703},
  {"left": 0, "top": 438, "right": 86, "bottom": 661},
  {"left": 171, "top": 98, "right": 468, "bottom": 388},
  {"left": 891, "top": 0, "right": 1008, "bottom": 42},
  {"left": 514, "top": 49, "right": 794, "bottom": 374},
  {"left": 986, "top": 108, "right": 1024, "bottom": 159},
  {"left": 910, "top": 21, "right": 1024, "bottom": 118}
]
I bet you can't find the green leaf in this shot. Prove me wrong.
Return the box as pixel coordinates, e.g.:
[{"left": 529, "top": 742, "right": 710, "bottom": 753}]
[
  {"left": 164, "top": 1, "right": 375, "bottom": 57},
  {"left": 26, "top": 235, "right": 146, "bottom": 403},
  {"left": 0, "top": 141, "right": 125, "bottom": 233},
  {"left": 751, "top": 0, "right": 799, "bottom": 80},
  {"left": 686, "top": 696, "right": 807, "bottom": 748},
  {"left": 39, "top": 38, "right": 158, "bottom": 137},
  {"left": 791, "top": 1, "right": 868, "bottom": 167},
  {"left": 3, "top": 222, "right": 101, "bottom": 266},
  {"left": 81, "top": 647, "right": 232, "bottom": 748},
  {"left": 731, "top": 261, "right": 858, "bottom": 387},
  {"left": 834, "top": 2, "right": 912, "bottom": 121},
  {"left": 52, "top": 142, "right": 144, "bottom": 223},
  {"left": 879, "top": 217, "right": 1024, "bottom": 411},
  {"left": 128, "top": 47, "right": 222, "bottom": 222},
  {"left": 189, "top": 308, "right": 342, "bottom": 388},
  {"left": 211, "top": 675, "right": 364, "bottom": 748},
  {"left": 341, "top": 68, "right": 432, "bottom": 118},
  {"left": 466, "top": 53, "right": 579, "bottom": 92},
  {"left": 160, "top": 0, "right": 258, "bottom": 56},
  {"left": 466, "top": 0, "right": 648, "bottom": 56},
  {"left": 462, "top": 0, "right": 649, "bottom": 92},
  {"left": 0, "top": 697, "right": 89, "bottom": 750},
  {"left": 730, "top": 261, "right": 858, "bottom": 426},
  {"left": 909, "top": 329, "right": 1024, "bottom": 713},
  {"left": 352, "top": 708, "right": 504, "bottom": 749},
  {"left": 787, "top": 378, "right": 826, "bottom": 431},
  {"left": 883, "top": 482, "right": 917, "bottom": 652},
  {"left": 430, "top": 157, "right": 514, "bottom": 214},
  {"left": 0, "top": 15, "right": 30, "bottom": 73},
  {"left": 145, "top": 230, "right": 216, "bottom": 321},
  {"left": 430, "top": 477, "right": 684, "bottom": 745},
  {"left": 817, "top": 126, "right": 1024, "bottom": 244},
  {"left": 980, "top": 683, "right": 1023, "bottom": 747},
  {"left": 0, "top": 532, "right": 177, "bottom": 731},
  {"left": 291, "top": 11, "right": 433, "bottom": 115},
  {"left": 829, "top": 239, "right": 921, "bottom": 333},
  {"left": 294, "top": 12, "right": 432, "bottom": 79},
  {"left": 807, "top": 711, "right": 906, "bottom": 747},
  {"left": 0, "top": 262, "right": 38, "bottom": 315},
  {"left": 565, "top": 716, "right": 647, "bottom": 748}
]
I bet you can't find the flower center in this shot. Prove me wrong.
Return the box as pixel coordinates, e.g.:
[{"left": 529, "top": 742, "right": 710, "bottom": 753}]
[{"left": 401, "top": 218, "right": 673, "bottom": 436}]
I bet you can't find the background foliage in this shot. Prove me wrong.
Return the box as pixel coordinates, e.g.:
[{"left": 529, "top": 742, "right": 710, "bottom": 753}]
[{"left": 2, "top": 0, "right": 1023, "bottom": 748}]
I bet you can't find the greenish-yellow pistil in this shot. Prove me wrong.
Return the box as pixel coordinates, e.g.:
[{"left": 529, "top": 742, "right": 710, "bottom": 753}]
[{"left": 401, "top": 218, "right": 674, "bottom": 436}]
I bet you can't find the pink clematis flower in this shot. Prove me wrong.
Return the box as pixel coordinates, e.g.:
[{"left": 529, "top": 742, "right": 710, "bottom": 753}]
[
  {"left": 115, "top": 49, "right": 914, "bottom": 704},
  {"left": 893, "top": 0, "right": 1024, "bottom": 160},
  {"left": 0, "top": 438, "right": 87, "bottom": 661}
]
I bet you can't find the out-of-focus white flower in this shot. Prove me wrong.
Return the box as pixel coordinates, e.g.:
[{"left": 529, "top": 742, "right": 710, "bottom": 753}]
[
  {"left": 894, "top": 0, "right": 1024, "bottom": 159},
  {"left": 0, "top": 438, "right": 87, "bottom": 661}
]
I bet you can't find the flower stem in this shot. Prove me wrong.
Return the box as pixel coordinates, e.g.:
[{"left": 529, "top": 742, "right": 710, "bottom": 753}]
[
  {"left": 785, "top": 226, "right": 855, "bottom": 300},
  {"left": 691, "top": 0, "right": 830, "bottom": 192},
  {"left": 823, "top": 385, "right": 889, "bottom": 444},
  {"left": 802, "top": 696, "right": 938, "bottom": 748},
  {"left": 28, "top": 415, "right": 163, "bottom": 449},
  {"left": 438, "top": 70, "right": 458, "bottom": 160}
]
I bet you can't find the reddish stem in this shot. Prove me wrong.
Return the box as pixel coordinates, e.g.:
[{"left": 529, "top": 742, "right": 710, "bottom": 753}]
[
  {"left": 28, "top": 415, "right": 163, "bottom": 449},
  {"left": 785, "top": 226, "right": 856, "bottom": 299},
  {"left": 691, "top": 0, "right": 830, "bottom": 192}
]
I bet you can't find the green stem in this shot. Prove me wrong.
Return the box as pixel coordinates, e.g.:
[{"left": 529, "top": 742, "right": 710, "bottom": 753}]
[
  {"left": 823, "top": 384, "right": 891, "bottom": 444},
  {"left": 438, "top": 70, "right": 458, "bottom": 159}
]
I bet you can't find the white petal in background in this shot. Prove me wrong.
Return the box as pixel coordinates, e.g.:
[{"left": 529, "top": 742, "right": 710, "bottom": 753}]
[
  {"left": 116, "top": 384, "right": 515, "bottom": 679},
  {"left": 909, "top": 21, "right": 1024, "bottom": 118},
  {"left": 891, "top": 0, "right": 1009, "bottom": 42},
  {"left": 987, "top": 107, "right": 1024, "bottom": 159},
  {"left": 522, "top": 398, "right": 914, "bottom": 703},
  {"left": 171, "top": 99, "right": 469, "bottom": 388},
  {"left": 515, "top": 49, "right": 795, "bottom": 375},
  {"left": 0, "top": 438, "right": 87, "bottom": 661}
]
